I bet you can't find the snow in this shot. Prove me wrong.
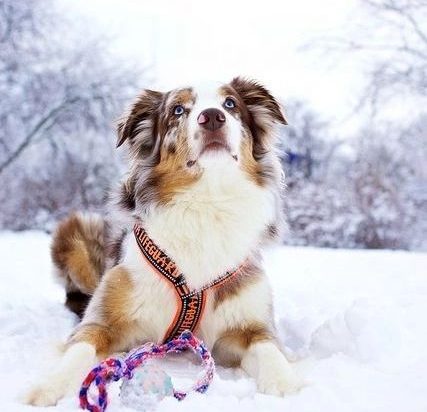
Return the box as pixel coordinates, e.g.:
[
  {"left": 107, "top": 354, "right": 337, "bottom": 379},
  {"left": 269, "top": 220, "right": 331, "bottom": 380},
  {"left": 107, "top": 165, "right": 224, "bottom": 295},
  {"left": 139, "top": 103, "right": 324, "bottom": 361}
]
[{"left": 0, "top": 231, "right": 426, "bottom": 411}]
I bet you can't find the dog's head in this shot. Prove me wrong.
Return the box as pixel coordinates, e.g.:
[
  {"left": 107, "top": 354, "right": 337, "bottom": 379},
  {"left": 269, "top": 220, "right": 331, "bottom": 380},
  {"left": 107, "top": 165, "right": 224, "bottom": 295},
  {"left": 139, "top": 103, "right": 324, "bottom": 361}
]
[{"left": 116, "top": 77, "right": 286, "bottom": 209}]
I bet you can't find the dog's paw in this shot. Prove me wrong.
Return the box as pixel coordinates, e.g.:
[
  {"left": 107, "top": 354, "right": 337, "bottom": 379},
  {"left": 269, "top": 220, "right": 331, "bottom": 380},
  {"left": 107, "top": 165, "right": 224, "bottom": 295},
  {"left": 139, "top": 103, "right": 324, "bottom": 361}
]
[
  {"left": 22, "top": 381, "right": 66, "bottom": 406},
  {"left": 257, "top": 364, "right": 303, "bottom": 396},
  {"left": 22, "top": 342, "right": 96, "bottom": 406}
]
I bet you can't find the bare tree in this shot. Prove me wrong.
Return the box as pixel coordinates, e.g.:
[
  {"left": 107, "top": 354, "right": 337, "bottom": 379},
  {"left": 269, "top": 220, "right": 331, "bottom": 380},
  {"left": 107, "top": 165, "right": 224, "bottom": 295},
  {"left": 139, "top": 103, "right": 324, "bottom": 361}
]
[
  {"left": 284, "top": 0, "right": 427, "bottom": 250},
  {"left": 0, "top": 0, "right": 141, "bottom": 175},
  {"left": 0, "top": 0, "right": 145, "bottom": 230},
  {"left": 313, "top": 0, "right": 427, "bottom": 112}
]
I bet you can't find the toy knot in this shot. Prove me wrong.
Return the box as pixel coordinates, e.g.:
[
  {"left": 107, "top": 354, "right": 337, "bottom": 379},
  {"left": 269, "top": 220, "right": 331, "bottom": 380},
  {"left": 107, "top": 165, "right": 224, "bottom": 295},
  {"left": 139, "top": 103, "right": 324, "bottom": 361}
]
[{"left": 105, "top": 358, "right": 126, "bottom": 381}]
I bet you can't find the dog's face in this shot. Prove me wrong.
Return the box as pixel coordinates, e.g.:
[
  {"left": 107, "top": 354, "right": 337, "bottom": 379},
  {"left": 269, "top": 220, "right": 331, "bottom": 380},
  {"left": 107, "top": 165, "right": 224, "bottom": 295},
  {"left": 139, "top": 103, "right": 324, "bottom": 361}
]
[{"left": 116, "top": 77, "right": 286, "bottom": 207}]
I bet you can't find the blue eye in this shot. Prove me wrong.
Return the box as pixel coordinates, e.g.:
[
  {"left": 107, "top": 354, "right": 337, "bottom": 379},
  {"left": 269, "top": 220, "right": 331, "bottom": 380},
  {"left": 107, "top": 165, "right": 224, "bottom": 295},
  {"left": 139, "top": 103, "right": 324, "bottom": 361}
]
[
  {"left": 224, "top": 98, "right": 236, "bottom": 109},
  {"left": 174, "top": 105, "right": 185, "bottom": 116}
]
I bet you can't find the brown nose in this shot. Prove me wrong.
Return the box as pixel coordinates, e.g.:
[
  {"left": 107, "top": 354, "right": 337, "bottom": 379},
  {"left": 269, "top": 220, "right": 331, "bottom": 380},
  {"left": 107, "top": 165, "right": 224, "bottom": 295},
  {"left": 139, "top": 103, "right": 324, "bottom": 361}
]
[{"left": 197, "top": 108, "right": 226, "bottom": 131}]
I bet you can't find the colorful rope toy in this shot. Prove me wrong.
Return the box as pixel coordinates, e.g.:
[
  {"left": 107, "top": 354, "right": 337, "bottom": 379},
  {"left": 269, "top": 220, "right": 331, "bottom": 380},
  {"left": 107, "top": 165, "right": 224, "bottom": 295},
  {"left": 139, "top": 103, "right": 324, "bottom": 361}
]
[{"left": 79, "top": 331, "right": 215, "bottom": 412}]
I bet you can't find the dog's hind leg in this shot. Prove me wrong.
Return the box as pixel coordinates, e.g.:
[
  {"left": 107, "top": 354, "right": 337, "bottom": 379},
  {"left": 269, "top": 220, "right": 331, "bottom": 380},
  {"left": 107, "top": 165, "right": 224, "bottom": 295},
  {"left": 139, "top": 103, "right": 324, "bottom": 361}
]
[
  {"left": 241, "top": 339, "right": 302, "bottom": 396},
  {"left": 214, "top": 324, "right": 302, "bottom": 396}
]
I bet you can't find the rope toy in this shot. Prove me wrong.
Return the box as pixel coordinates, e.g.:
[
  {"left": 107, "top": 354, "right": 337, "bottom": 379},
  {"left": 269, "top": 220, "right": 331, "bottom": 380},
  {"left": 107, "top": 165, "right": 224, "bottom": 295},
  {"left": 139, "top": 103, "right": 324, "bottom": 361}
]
[{"left": 79, "top": 331, "right": 215, "bottom": 412}]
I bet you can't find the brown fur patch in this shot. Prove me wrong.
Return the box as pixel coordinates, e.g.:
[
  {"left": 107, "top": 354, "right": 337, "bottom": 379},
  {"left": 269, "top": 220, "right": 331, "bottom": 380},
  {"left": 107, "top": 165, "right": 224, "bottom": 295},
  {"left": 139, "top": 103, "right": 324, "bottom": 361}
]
[
  {"left": 219, "top": 80, "right": 286, "bottom": 187},
  {"left": 213, "top": 322, "right": 274, "bottom": 367},
  {"left": 68, "top": 266, "right": 135, "bottom": 356},
  {"left": 239, "top": 135, "right": 265, "bottom": 186},
  {"left": 101, "top": 266, "right": 134, "bottom": 325},
  {"left": 150, "top": 133, "right": 200, "bottom": 204},
  {"left": 223, "top": 322, "right": 274, "bottom": 348},
  {"left": 230, "top": 77, "right": 286, "bottom": 126},
  {"left": 116, "top": 89, "right": 164, "bottom": 149},
  {"left": 51, "top": 213, "right": 105, "bottom": 297},
  {"left": 65, "top": 241, "right": 99, "bottom": 294},
  {"left": 213, "top": 260, "right": 263, "bottom": 309},
  {"left": 229, "top": 77, "right": 286, "bottom": 165},
  {"left": 165, "top": 88, "right": 195, "bottom": 109},
  {"left": 68, "top": 322, "right": 114, "bottom": 358}
]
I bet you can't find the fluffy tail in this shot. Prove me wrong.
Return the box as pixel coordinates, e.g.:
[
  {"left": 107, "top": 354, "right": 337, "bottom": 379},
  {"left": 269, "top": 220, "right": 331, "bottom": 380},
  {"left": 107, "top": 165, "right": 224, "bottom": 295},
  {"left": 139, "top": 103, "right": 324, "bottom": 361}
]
[{"left": 51, "top": 212, "right": 106, "bottom": 318}]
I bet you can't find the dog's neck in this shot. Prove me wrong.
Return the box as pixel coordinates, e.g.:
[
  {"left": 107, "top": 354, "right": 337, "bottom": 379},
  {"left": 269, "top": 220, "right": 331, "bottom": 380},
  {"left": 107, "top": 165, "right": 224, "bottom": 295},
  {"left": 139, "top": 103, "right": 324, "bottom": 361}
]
[{"left": 142, "top": 159, "right": 274, "bottom": 290}]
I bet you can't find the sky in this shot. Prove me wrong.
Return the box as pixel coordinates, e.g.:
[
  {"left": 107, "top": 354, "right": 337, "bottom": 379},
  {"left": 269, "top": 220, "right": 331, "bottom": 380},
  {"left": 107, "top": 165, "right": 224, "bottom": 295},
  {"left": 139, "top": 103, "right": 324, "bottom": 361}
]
[{"left": 62, "top": 0, "right": 366, "bottom": 136}]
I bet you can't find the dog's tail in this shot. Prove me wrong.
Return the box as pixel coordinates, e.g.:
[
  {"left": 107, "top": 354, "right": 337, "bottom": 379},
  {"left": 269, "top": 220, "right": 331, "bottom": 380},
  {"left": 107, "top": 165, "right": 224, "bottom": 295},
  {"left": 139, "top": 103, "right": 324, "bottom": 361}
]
[{"left": 51, "top": 212, "right": 106, "bottom": 318}]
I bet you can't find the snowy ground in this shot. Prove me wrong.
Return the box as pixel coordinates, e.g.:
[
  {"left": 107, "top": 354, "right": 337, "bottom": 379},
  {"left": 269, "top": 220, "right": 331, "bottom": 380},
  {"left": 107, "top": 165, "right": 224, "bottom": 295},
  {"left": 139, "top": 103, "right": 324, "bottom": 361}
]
[{"left": 0, "top": 231, "right": 426, "bottom": 412}]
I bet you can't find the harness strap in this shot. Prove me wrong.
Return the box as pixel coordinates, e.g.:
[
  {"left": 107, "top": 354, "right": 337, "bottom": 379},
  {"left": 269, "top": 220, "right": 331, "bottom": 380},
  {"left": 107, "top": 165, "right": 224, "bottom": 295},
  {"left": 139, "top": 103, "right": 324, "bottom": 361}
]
[{"left": 134, "top": 224, "right": 240, "bottom": 342}]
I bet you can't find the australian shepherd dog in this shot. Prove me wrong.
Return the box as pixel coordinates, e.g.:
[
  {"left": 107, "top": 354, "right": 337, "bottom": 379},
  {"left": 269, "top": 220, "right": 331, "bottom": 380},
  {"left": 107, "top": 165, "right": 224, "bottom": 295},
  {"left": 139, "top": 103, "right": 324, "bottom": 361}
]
[{"left": 25, "top": 77, "right": 301, "bottom": 406}]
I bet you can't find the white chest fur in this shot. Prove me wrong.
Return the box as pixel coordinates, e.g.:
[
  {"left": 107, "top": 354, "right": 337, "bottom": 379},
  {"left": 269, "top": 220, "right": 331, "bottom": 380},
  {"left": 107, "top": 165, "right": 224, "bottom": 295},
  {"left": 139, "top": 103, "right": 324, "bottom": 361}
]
[{"left": 143, "top": 160, "right": 274, "bottom": 290}]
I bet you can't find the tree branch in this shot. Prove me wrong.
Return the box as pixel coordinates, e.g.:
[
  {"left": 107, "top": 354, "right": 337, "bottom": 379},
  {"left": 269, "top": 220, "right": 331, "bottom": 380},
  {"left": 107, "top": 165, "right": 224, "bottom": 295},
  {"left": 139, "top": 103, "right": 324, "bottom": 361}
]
[{"left": 0, "top": 97, "right": 79, "bottom": 175}]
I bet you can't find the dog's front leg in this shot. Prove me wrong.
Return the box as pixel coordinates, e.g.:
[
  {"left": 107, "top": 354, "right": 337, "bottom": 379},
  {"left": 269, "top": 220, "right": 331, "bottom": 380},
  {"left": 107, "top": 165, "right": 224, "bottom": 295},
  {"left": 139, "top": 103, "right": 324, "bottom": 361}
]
[
  {"left": 24, "top": 265, "right": 137, "bottom": 406},
  {"left": 24, "top": 330, "right": 100, "bottom": 406},
  {"left": 241, "top": 339, "right": 301, "bottom": 396}
]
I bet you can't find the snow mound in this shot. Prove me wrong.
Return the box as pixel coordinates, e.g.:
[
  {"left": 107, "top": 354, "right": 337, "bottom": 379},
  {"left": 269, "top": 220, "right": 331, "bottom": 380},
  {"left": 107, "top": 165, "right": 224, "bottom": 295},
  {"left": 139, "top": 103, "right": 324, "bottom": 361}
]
[{"left": 0, "top": 232, "right": 426, "bottom": 411}]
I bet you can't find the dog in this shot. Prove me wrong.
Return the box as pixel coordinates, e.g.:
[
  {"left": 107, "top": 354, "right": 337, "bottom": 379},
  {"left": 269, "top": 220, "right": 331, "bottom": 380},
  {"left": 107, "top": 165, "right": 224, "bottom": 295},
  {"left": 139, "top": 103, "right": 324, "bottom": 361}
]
[{"left": 25, "top": 77, "right": 300, "bottom": 406}]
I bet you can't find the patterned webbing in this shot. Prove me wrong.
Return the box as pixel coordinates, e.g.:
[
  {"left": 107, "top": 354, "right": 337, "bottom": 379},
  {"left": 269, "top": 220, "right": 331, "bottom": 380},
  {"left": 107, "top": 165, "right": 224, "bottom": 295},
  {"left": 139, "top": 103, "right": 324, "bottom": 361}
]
[{"left": 134, "top": 224, "right": 241, "bottom": 342}]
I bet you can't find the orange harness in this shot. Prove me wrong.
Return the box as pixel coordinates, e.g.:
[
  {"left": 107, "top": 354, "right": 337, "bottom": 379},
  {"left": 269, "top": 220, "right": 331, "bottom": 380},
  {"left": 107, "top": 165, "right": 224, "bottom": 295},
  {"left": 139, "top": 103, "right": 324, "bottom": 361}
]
[{"left": 134, "top": 224, "right": 241, "bottom": 343}]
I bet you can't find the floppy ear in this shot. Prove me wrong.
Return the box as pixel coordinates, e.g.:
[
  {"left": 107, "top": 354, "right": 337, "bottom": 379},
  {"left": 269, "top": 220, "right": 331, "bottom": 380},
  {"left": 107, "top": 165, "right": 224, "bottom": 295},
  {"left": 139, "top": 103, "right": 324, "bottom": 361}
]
[
  {"left": 116, "top": 89, "right": 164, "bottom": 149},
  {"left": 230, "top": 77, "right": 287, "bottom": 127}
]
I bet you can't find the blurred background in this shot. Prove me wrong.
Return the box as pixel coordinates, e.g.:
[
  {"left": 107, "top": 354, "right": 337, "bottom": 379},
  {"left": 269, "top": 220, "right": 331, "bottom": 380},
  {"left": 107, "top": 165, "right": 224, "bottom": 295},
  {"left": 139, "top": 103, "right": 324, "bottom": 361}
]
[{"left": 0, "top": 0, "right": 425, "bottom": 250}]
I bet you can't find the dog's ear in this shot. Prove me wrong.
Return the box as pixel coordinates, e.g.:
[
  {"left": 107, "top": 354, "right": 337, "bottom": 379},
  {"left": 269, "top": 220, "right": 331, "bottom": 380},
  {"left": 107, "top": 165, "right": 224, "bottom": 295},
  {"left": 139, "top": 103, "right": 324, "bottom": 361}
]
[
  {"left": 230, "top": 77, "right": 287, "bottom": 127},
  {"left": 116, "top": 89, "right": 164, "bottom": 149}
]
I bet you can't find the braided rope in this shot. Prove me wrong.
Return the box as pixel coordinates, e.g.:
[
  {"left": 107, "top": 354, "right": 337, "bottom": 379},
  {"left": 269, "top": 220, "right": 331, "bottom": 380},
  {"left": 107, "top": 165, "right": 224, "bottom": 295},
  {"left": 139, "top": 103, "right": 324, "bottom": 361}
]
[{"left": 79, "top": 331, "right": 215, "bottom": 412}]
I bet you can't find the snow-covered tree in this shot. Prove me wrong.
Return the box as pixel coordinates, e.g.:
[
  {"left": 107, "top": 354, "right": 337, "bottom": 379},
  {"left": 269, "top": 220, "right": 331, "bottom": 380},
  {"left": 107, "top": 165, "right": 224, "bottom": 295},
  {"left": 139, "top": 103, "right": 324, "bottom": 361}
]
[{"left": 0, "top": 0, "right": 144, "bottom": 230}]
